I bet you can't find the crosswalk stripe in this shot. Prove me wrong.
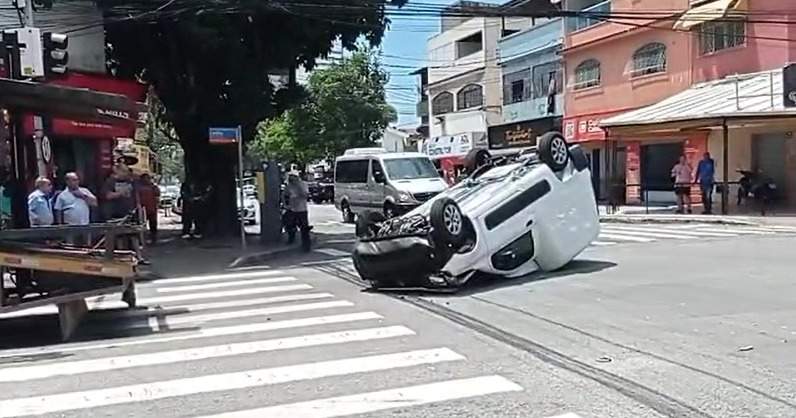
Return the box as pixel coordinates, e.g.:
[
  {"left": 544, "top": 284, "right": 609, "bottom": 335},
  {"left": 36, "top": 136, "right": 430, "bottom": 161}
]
[
  {"left": 603, "top": 225, "right": 734, "bottom": 238},
  {"left": 314, "top": 248, "right": 350, "bottom": 257},
  {"left": 133, "top": 300, "right": 355, "bottom": 329},
  {"left": 141, "top": 284, "right": 314, "bottom": 304},
  {"left": 152, "top": 270, "right": 285, "bottom": 284},
  {"left": 544, "top": 414, "right": 584, "bottom": 418},
  {"left": 0, "top": 348, "right": 463, "bottom": 418},
  {"left": 0, "top": 325, "right": 416, "bottom": 382},
  {"left": 762, "top": 225, "right": 796, "bottom": 232},
  {"left": 590, "top": 241, "right": 617, "bottom": 246},
  {"left": 601, "top": 227, "right": 697, "bottom": 240},
  {"left": 154, "top": 276, "right": 297, "bottom": 293},
  {"left": 597, "top": 232, "right": 656, "bottom": 243},
  {"left": 198, "top": 375, "right": 522, "bottom": 418},
  {"left": 0, "top": 312, "right": 384, "bottom": 359},
  {"left": 694, "top": 227, "right": 773, "bottom": 235}
]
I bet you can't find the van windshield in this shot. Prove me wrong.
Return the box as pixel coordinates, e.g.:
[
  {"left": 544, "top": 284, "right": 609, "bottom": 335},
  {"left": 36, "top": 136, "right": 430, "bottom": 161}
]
[{"left": 383, "top": 158, "right": 439, "bottom": 180}]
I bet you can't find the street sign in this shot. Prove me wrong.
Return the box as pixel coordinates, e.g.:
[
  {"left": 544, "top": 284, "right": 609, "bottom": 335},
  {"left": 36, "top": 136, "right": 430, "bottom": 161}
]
[{"left": 209, "top": 127, "right": 239, "bottom": 144}]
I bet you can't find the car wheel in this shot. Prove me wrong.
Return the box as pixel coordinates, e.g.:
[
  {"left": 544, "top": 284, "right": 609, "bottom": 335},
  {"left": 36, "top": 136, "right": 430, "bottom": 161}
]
[
  {"left": 383, "top": 203, "right": 398, "bottom": 219},
  {"left": 341, "top": 201, "right": 355, "bottom": 223},
  {"left": 464, "top": 149, "right": 491, "bottom": 173},
  {"left": 538, "top": 131, "right": 569, "bottom": 171},
  {"left": 355, "top": 210, "right": 386, "bottom": 239},
  {"left": 430, "top": 198, "right": 466, "bottom": 249}
]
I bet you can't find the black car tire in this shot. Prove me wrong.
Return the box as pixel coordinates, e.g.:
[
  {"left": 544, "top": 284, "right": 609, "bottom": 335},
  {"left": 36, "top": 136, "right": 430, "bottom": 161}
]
[
  {"left": 430, "top": 198, "right": 467, "bottom": 249},
  {"left": 464, "top": 148, "right": 491, "bottom": 173},
  {"left": 355, "top": 210, "right": 386, "bottom": 239},
  {"left": 569, "top": 144, "right": 589, "bottom": 172},
  {"left": 538, "top": 131, "right": 569, "bottom": 172}
]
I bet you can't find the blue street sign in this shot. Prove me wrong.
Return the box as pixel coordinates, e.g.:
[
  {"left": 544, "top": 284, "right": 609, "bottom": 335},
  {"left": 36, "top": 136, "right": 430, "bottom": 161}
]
[{"left": 209, "top": 127, "right": 239, "bottom": 144}]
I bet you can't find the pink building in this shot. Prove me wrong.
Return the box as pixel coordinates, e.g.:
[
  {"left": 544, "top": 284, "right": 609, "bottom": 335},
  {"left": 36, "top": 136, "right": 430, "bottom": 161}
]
[{"left": 563, "top": 0, "right": 796, "bottom": 207}]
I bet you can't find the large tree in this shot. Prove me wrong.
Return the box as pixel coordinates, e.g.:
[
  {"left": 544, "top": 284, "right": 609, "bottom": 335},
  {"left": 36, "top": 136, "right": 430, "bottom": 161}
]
[
  {"left": 101, "top": 0, "right": 402, "bottom": 235},
  {"left": 252, "top": 48, "right": 396, "bottom": 166}
]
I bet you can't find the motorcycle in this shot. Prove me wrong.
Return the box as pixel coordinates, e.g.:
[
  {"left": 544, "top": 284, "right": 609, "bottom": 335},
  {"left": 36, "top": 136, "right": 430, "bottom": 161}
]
[{"left": 737, "top": 169, "right": 777, "bottom": 214}]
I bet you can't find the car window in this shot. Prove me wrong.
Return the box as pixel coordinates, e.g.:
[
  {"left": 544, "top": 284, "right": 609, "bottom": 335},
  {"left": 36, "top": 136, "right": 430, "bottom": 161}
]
[
  {"left": 335, "top": 160, "right": 369, "bottom": 183},
  {"left": 371, "top": 161, "right": 386, "bottom": 183},
  {"left": 383, "top": 158, "right": 439, "bottom": 180}
]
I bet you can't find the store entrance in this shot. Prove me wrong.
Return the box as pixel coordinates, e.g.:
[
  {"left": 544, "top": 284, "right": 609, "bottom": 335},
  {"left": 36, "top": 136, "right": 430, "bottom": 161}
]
[{"left": 641, "top": 142, "right": 682, "bottom": 203}]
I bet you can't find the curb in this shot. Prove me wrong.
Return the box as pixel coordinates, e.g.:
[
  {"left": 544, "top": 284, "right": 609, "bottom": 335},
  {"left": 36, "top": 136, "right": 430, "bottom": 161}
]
[
  {"left": 599, "top": 214, "right": 758, "bottom": 226},
  {"left": 229, "top": 245, "right": 301, "bottom": 268}
]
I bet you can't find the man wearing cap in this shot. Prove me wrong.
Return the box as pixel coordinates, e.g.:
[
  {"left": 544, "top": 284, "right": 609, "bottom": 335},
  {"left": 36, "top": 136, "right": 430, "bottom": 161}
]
[{"left": 284, "top": 171, "right": 311, "bottom": 251}]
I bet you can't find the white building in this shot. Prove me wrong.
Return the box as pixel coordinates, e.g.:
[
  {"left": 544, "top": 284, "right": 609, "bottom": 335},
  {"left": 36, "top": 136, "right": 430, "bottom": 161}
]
[
  {"left": 377, "top": 127, "right": 411, "bottom": 153},
  {"left": 425, "top": 1, "right": 531, "bottom": 148}
]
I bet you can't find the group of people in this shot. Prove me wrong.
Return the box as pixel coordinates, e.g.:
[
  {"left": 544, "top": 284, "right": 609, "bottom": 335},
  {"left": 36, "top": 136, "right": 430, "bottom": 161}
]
[
  {"left": 670, "top": 152, "right": 716, "bottom": 214},
  {"left": 27, "top": 164, "right": 161, "bottom": 243}
]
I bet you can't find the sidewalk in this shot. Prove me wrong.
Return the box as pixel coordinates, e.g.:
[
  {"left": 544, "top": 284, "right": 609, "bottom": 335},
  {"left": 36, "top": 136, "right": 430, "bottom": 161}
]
[{"left": 599, "top": 204, "right": 796, "bottom": 226}]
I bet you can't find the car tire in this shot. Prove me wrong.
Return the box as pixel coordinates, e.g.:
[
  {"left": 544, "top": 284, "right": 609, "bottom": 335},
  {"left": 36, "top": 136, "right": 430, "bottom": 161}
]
[
  {"left": 538, "top": 131, "right": 569, "bottom": 172},
  {"left": 464, "top": 148, "right": 491, "bottom": 173},
  {"left": 383, "top": 203, "right": 398, "bottom": 219},
  {"left": 341, "top": 201, "right": 355, "bottom": 223},
  {"left": 430, "top": 198, "right": 466, "bottom": 249},
  {"left": 355, "top": 210, "right": 386, "bottom": 239}
]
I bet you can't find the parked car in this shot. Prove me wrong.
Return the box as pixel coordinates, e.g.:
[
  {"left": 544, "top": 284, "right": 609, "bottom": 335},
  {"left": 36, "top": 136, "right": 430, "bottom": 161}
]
[
  {"left": 334, "top": 149, "right": 448, "bottom": 222},
  {"left": 352, "top": 132, "right": 599, "bottom": 290},
  {"left": 308, "top": 176, "right": 334, "bottom": 204}
]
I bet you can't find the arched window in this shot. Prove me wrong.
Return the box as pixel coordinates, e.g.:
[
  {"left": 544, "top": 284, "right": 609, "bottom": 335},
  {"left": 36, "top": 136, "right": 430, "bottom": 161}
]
[
  {"left": 632, "top": 42, "right": 667, "bottom": 77},
  {"left": 431, "top": 92, "right": 454, "bottom": 115},
  {"left": 457, "top": 84, "right": 483, "bottom": 110},
  {"left": 574, "top": 59, "right": 601, "bottom": 90}
]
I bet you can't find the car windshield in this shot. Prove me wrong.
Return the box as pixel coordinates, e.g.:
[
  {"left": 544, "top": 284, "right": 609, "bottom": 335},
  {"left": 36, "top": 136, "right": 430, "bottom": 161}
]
[{"left": 383, "top": 158, "right": 438, "bottom": 180}]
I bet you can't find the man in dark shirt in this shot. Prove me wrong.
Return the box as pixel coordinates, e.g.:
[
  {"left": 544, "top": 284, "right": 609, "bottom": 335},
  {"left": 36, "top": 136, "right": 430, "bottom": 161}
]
[
  {"left": 102, "top": 164, "right": 137, "bottom": 221},
  {"left": 695, "top": 152, "right": 716, "bottom": 214}
]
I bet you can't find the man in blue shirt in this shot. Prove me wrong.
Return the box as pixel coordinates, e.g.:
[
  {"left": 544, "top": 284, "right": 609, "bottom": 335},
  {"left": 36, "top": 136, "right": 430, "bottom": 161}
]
[
  {"left": 695, "top": 152, "right": 716, "bottom": 214},
  {"left": 27, "top": 177, "right": 53, "bottom": 227}
]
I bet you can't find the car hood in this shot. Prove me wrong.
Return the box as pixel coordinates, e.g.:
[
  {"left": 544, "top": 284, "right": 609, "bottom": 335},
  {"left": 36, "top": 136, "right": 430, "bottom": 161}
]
[{"left": 389, "top": 178, "right": 448, "bottom": 195}]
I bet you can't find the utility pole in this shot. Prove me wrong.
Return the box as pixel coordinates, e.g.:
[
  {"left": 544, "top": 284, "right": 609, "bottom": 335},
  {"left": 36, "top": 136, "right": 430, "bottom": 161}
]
[{"left": 24, "top": 0, "right": 35, "bottom": 27}]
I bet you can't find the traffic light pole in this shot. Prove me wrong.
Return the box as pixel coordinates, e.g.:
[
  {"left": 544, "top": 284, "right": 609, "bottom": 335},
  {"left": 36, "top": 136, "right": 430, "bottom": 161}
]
[{"left": 24, "top": 0, "right": 34, "bottom": 26}]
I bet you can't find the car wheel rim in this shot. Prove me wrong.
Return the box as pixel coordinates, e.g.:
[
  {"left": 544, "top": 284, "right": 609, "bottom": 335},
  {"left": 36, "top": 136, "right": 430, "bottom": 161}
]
[
  {"left": 551, "top": 137, "right": 568, "bottom": 166},
  {"left": 443, "top": 204, "right": 462, "bottom": 235}
]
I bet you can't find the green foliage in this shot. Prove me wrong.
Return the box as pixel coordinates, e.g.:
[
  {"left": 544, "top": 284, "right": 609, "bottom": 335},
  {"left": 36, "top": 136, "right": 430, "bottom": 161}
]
[
  {"left": 135, "top": 92, "right": 184, "bottom": 184},
  {"left": 251, "top": 48, "right": 395, "bottom": 165}
]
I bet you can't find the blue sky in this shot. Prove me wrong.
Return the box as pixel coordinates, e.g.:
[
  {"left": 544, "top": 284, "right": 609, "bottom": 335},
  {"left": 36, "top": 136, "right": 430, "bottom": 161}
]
[{"left": 381, "top": 0, "right": 503, "bottom": 125}]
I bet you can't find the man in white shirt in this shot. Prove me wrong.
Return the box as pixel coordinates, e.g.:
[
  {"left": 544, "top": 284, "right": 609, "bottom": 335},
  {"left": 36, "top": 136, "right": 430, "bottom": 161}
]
[{"left": 54, "top": 172, "right": 98, "bottom": 226}]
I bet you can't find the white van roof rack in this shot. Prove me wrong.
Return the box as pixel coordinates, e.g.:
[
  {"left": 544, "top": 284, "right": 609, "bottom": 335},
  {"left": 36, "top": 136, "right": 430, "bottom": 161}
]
[{"left": 343, "top": 147, "right": 387, "bottom": 156}]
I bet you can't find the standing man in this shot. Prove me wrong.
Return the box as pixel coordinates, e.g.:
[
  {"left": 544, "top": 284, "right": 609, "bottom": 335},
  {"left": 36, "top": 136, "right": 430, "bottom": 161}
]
[
  {"left": 137, "top": 173, "right": 160, "bottom": 243},
  {"left": 28, "top": 177, "right": 54, "bottom": 227},
  {"left": 54, "top": 172, "right": 97, "bottom": 226},
  {"left": 284, "top": 171, "right": 311, "bottom": 251},
  {"left": 695, "top": 152, "right": 716, "bottom": 215},
  {"left": 671, "top": 155, "right": 694, "bottom": 214},
  {"left": 102, "top": 164, "right": 137, "bottom": 221}
]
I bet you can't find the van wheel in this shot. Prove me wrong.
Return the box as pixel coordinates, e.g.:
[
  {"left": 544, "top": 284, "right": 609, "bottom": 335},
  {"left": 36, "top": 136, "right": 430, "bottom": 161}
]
[
  {"left": 430, "top": 198, "right": 466, "bottom": 249},
  {"left": 538, "top": 131, "right": 569, "bottom": 172},
  {"left": 341, "top": 201, "right": 355, "bottom": 223}
]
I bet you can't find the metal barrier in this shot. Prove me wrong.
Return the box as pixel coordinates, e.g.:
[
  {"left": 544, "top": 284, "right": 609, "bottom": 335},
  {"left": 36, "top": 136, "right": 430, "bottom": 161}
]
[{"left": 604, "top": 181, "right": 743, "bottom": 215}]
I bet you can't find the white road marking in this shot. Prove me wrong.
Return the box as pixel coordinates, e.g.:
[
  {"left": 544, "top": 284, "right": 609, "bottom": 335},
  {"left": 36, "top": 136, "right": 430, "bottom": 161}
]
[
  {"left": 544, "top": 414, "right": 584, "bottom": 418},
  {"left": 603, "top": 225, "right": 735, "bottom": 238},
  {"left": 0, "top": 326, "right": 415, "bottom": 383},
  {"left": 0, "top": 348, "right": 463, "bottom": 418},
  {"left": 324, "top": 239, "right": 356, "bottom": 244},
  {"left": 0, "top": 312, "right": 383, "bottom": 359},
  {"left": 600, "top": 227, "right": 697, "bottom": 240},
  {"left": 597, "top": 233, "right": 656, "bottom": 243},
  {"left": 152, "top": 270, "right": 285, "bottom": 284},
  {"left": 590, "top": 241, "right": 617, "bottom": 246},
  {"left": 762, "top": 225, "right": 796, "bottom": 232},
  {"left": 198, "top": 375, "right": 522, "bottom": 418},
  {"left": 154, "top": 276, "right": 297, "bottom": 293},
  {"left": 144, "top": 300, "right": 354, "bottom": 328},
  {"left": 140, "top": 284, "right": 314, "bottom": 304},
  {"left": 314, "top": 248, "right": 350, "bottom": 257},
  {"left": 694, "top": 227, "right": 773, "bottom": 235}
]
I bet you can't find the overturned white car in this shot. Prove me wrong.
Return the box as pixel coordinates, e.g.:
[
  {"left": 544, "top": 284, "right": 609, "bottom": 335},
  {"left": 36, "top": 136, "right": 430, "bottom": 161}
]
[{"left": 352, "top": 132, "right": 600, "bottom": 289}]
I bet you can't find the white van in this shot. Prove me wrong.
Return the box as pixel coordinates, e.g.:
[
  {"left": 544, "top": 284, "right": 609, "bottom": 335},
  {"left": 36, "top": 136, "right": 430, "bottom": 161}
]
[{"left": 334, "top": 149, "right": 449, "bottom": 221}]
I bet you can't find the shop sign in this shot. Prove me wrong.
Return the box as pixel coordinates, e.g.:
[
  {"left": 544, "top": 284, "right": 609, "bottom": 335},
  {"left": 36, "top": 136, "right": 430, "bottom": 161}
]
[
  {"left": 40, "top": 136, "right": 51, "bottom": 163},
  {"left": 488, "top": 117, "right": 559, "bottom": 149},
  {"left": 96, "top": 108, "right": 132, "bottom": 120}
]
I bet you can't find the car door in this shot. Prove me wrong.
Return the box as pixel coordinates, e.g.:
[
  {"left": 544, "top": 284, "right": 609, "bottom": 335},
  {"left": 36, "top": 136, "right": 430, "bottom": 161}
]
[{"left": 348, "top": 158, "right": 370, "bottom": 214}]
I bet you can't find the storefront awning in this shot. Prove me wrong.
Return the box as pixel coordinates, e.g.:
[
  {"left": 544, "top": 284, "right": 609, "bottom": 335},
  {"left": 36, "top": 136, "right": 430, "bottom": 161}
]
[
  {"left": 0, "top": 78, "right": 138, "bottom": 124},
  {"left": 601, "top": 69, "right": 796, "bottom": 130},
  {"left": 673, "top": 0, "right": 747, "bottom": 31}
]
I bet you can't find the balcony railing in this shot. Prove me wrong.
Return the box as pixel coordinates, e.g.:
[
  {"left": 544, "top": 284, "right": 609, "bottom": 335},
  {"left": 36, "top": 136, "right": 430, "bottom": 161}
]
[{"left": 568, "top": 0, "right": 611, "bottom": 33}]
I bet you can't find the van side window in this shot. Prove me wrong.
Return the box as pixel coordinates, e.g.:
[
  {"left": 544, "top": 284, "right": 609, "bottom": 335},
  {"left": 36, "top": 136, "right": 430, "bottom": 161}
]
[
  {"left": 335, "top": 160, "right": 369, "bottom": 183},
  {"left": 371, "top": 160, "right": 386, "bottom": 183}
]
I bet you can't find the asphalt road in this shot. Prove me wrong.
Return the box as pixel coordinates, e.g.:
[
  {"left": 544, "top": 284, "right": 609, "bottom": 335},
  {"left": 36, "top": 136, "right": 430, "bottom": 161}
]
[{"left": 1, "top": 204, "right": 795, "bottom": 418}]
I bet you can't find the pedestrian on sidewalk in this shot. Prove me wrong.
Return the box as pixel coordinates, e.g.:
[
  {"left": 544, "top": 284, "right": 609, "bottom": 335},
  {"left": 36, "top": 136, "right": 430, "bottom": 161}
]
[
  {"left": 695, "top": 152, "right": 716, "bottom": 214},
  {"left": 671, "top": 155, "right": 693, "bottom": 214},
  {"left": 136, "top": 173, "right": 160, "bottom": 243},
  {"left": 284, "top": 171, "right": 311, "bottom": 252},
  {"left": 27, "top": 176, "right": 53, "bottom": 227}
]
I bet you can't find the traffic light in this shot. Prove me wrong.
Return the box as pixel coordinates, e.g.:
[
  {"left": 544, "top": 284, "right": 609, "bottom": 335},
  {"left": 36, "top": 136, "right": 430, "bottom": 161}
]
[{"left": 42, "top": 31, "right": 68, "bottom": 75}]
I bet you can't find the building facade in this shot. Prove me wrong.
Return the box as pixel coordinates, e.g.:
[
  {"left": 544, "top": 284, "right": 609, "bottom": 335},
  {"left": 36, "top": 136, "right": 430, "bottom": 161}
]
[{"left": 490, "top": 15, "right": 563, "bottom": 151}]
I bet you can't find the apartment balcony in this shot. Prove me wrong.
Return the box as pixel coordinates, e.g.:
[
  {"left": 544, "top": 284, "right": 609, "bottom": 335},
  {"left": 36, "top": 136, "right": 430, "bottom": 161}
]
[
  {"left": 498, "top": 18, "right": 562, "bottom": 64},
  {"left": 567, "top": 0, "right": 611, "bottom": 33}
]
